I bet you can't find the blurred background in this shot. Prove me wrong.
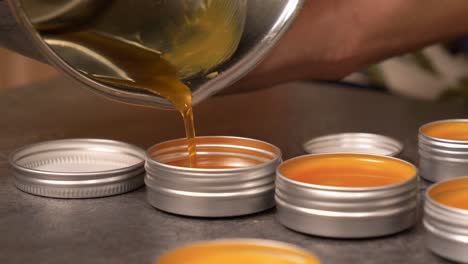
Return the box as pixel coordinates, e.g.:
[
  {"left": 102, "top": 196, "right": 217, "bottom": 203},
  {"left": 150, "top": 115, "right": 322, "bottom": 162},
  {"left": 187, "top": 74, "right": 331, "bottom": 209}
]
[
  {"left": 342, "top": 38, "right": 468, "bottom": 103},
  {"left": 0, "top": 47, "right": 58, "bottom": 90},
  {"left": 2, "top": 38, "right": 468, "bottom": 102}
]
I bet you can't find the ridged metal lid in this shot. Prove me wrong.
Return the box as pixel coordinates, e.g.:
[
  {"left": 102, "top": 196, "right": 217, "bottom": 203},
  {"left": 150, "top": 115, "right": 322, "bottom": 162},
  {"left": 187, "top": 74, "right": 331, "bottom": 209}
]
[
  {"left": 9, "top": 139, "right": 146, "bottom": 198},
  {"left": 303, "top": 133, "right": 403, "bottom": 157}
]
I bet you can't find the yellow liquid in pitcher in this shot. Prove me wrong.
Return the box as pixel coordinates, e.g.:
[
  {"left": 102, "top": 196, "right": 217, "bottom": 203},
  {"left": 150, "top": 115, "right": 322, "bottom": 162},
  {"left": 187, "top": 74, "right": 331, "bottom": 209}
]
[
  {"left": 43, "top": 0, "right": 244, "bottom": 167},
  {"left": 56, "top": 31, "right": 197, "bottom": 165}
]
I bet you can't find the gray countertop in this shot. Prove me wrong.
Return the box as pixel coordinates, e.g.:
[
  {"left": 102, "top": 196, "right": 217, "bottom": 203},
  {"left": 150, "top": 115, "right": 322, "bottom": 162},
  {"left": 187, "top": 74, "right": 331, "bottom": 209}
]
[{"left": 1, "top": 77, "right": 467, "bottom": 264}]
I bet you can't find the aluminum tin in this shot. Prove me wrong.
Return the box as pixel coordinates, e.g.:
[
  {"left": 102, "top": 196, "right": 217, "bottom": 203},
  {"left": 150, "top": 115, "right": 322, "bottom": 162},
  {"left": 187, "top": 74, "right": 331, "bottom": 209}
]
[
  {"left": 9, "top": 139, "right": 146, "bottom": 198},
  {"left": 303, "top": 133, "right": 403, "bottom": 157},
  {"left": 275, "top": 153, "right": 419, "bottom": 238},
  {"left": 424, "top": 177, "right": 468, "bottom": 263},
  {"left": 156, "top": 238, "right": 320, "bottom": 263},
  {"left": 419, "top": 119, "right": 468, "bottom": 182},
  {"left": 145, "top": 136, "right": 281, "bottom": 217}
]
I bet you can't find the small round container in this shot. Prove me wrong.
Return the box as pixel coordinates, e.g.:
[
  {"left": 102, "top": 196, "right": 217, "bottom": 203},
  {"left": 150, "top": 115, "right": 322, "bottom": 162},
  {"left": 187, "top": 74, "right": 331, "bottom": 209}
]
[
  {"left": 424, "top": 177, "right": 468, "bottom": 263},
  {"left": 275, "top": 153, "right": 419, "bottom": 238},
  {"left": 145, "top": 136, "right": 281, "bottom": 217},
  {"left": 9, "top": 139, "right": 146, "bottom": 198},
  {"left": 155, "top": 239, "right": 320, "bottom": 264},
  {"left": 419, "top": 119, "right": 468, "bottom": 182},
  {"left": 303, "top": 133, "right": 403, "bottom": 157}
]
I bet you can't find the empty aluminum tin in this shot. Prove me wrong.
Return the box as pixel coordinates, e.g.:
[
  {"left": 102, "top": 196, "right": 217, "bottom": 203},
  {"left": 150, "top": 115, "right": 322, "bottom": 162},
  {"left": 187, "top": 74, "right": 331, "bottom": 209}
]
[
  {"left": 419, "top": 119, "right": 468, "bottom": 182},
  {"left": 9, "top": 139, "right": 146, "bottom": 198},
  {"left": 145, "top": 136, "right": 281, "bottom": 217},
  {"left": 424, "top": 177, "right": 468, "bottom": 263},
  {"left": 303, "top": 133, "right": 403, "bottom": 157},
  {"left": 156, "top": 239, "right": 320, "bottom": 264},
  {"left": 275, "top": 153, "right": 419, "bottom": 238}
]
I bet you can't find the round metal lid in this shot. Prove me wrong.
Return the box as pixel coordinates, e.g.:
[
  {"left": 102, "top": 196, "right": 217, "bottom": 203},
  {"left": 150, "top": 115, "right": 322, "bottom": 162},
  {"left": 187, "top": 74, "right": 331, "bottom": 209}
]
[
  {"left": 9, "top": 138, "right": 146, "bottom": 198},
  {"left": 303, "top": 133, "right": 403, "bottom": 157}
]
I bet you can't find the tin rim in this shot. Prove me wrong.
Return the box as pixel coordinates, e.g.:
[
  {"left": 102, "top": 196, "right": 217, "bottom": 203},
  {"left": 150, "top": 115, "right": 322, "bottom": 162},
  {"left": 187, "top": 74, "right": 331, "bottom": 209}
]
[
  {"left": 425, "top": 176, "right": 468, "bottom": 215},
  {"left": 9, "top": 138, "right": 145, "bottom": 176},
  {"left": 276, "top": 153, "right": 418, "bottom": 192},
  {"left": 157, "top": 238, "right": 320, "bottom": 263},
  {"left": 419, "top": 119, "right": 468, "bottom": 143},
  {"left": 303, "top": 133, "right": 403, "bottom": 157},
  {"left": 146, "top": 136, "right": 282, "bottom": 172}
]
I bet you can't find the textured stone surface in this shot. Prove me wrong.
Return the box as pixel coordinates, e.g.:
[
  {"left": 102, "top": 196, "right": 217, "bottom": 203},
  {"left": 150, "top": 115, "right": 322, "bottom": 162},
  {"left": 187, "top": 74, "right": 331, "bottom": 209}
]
[{"left": 1, "top": 77, "right": 465, "bottom": 263}]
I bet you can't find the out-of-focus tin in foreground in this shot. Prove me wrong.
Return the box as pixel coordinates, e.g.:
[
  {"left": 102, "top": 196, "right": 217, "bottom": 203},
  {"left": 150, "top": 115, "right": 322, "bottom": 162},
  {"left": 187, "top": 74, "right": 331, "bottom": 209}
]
[
  {"left": 276, "top": 153, "right": 419, "bottom": 238},
  {"left": 424, "top": 177, "right": 468, "bottom": 263},
  {"left": 155, "top": 239, "right": 320, "bottom": 264},
  {"left": 419, "top": 119, "right": 468, "bottom": 182},
  {"left": 145, "top": 136, "right": 281, "bottom": 217}
]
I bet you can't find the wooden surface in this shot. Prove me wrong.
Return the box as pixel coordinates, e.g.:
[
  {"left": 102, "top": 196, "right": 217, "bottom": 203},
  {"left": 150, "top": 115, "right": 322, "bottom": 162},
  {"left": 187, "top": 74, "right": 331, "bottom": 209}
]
[{"left": 1, "top": 77, "right": 468, "bottom": 263}]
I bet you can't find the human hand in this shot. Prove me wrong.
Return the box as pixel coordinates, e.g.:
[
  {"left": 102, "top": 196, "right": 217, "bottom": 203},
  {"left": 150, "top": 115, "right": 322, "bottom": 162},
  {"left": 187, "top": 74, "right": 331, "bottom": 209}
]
[{"left": 226, "top": 0, "right": 468, "bottom": 93}]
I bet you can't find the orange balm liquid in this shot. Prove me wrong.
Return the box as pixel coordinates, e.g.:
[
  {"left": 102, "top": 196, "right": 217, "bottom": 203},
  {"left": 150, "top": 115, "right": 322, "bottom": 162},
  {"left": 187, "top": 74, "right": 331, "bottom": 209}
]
[
  {"left": 422, "top": 121, "right": 468, "bottom": 141},
  {"left": 430, "top": 178, "right": 468, "bottom": 210},
  {"left": 166, "top": 155, "right": 263, "bottom": 169},
  {"left": 156, "top": 241, "right": 319, "bottom": 264},
  {"left": 279, "top": 154, "right": 415, "bottom": 188}
]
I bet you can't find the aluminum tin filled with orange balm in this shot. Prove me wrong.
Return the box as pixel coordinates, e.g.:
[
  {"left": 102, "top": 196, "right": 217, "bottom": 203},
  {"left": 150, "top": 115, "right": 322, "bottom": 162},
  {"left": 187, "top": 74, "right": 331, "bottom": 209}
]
[
  {"left": 275, "top": 153, "right": 419, "bottom": 238},
  {"left": 145, "top": 136, "right": 281, "bottom": 217},
  {"left": 424, "top": 177, "right": 468, "bottom": 263},
  {"left": 419, "top": 119, "right": 468, "bottom": 182},
  {"left": 155, "top": 239, "right": 320, "bottom": 264}
]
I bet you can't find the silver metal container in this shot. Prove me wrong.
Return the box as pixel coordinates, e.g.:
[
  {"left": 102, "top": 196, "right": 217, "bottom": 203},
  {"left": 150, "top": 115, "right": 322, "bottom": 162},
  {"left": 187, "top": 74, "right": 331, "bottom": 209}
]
[
  {"left": 145, "top": 136, "right": 281, "bottom": 217},
  {"left": 303, "top": 133, "right": 403, "bottom": 157},
  {"left": 419, "top": 119, "right": 468, "bottom": 182},
  {"left": 275, "top": 153, "right": 419, "bottom": 238},
  {"left": 424, "top": 177, "right": 468, "bottom": 263},
  {"left": 156, "top": 238, "right": 320, "bottom": 264},
  {"left": 1, "top": 0, "right": 304, "bottom": 109},
  {"left": 9, "top": 138, "right": 146, "bottom": 198}
]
